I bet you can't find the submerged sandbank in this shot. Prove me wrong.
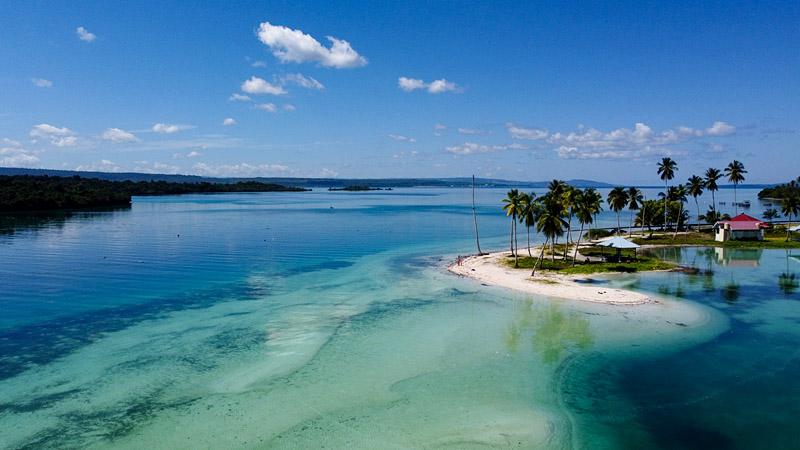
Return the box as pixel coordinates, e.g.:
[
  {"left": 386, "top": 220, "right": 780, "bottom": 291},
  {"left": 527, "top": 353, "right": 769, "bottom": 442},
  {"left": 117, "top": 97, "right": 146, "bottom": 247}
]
[{"left": 449, "top": 249, "right": 654, "bottom": 305}]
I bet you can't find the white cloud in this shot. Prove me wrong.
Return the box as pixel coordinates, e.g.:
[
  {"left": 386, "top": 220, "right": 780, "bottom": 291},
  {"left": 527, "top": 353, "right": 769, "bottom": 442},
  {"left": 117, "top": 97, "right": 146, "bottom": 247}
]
[
  {"left": 434, "top": 123, "right": 447, "bottom": 136},
  {"left": 29, "top": 123, "right": 77, "bottom": 147},
  {"left": 251, "top": 60, "right": 267, "bottom": 68},
  {"left": 282, "top": 104, "right": 296, "bottom": 111},
  {"left": 187, "top": 151, "right": 201, "bottom": 158},
  {"left": 152, "top": 123, "right": 192, "bottom": 134},
  {"left": 457, "top": 127, "right": 489, "bottom": 135},
  {"left": 76, "top": 159, "right": 122, "bottom": 172},
  {"left": 222, "top": 118, "right": 237, "bottom": 126},
  {"left": 388, "top": 134, "right": 416, "bottom": 143},
  {"left": 398, "top": 77, "right": 460, "bottom": 94},
  {"left": 255, "top": 103, "right": 277, "bottom": 112},
  {"left": 282, "top": 73, "right": 324, "bottom": 90},
  {"left": 506, "top": 123, "right": 549, "bottom": 140},
  {"left": 76, "top": 26, "right": 96, "bottom": 42},
  {"left": 256, "top": 22, "right": 367, "bottom": 69},
  {"left": 101, "top": 127, "right": 138, "bottom": 143},
  {"left": 31, "top": 78, "right": 53, "bottom": 88},
  {"left": 705, "top": 121, "right": 736, "bottom": 136},
  {"left": 506, "top": 121, "right": 736, "bottom": 160},
  {"left": 241, "top": 76, "right": 287, "bottom": 95},
  {"left": 193, "top": 162, "right": 291, "bottom": 177},
  {"left": 320, "top": 168, "right": 338, "bottom": 177},
  {"left": 229, "top": 93, "right": 252, "bottom": 102},
  {"left": 446, "top": 142, "right": 526, "bottom": 155},
  {"left": 0, "top": 138, "right": 39, "bottom": 167}
]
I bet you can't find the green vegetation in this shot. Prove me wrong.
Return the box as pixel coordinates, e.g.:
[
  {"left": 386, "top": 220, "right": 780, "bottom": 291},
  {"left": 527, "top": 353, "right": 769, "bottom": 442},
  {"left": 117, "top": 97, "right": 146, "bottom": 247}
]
[
  {"left": 0, "top": 175, "right": 308, "bottom": 212},
  {"left": 502, "top": 253, "right": 674, "bottom": 275},
  {"left": 632, "top": 230, "right": 800, "bottom": 249},
  {"left": 758, "top": 176, "right": 800, "bottom": 199}
]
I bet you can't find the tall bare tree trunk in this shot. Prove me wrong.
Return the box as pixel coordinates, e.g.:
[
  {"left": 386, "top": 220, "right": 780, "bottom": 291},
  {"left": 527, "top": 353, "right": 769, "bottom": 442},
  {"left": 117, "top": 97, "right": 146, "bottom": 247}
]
[
  {"left": 531, "top": 238, "right": 548, "bottom": 277},
  {"left": 472, "top": 175, "right": 483, "bottom": 255},
  {"left": 572, "top": 223, "right": 585, "bottom": 267}
]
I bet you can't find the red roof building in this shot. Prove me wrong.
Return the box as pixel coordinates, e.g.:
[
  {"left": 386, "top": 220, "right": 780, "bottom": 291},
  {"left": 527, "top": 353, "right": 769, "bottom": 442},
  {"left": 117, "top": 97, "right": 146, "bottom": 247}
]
[{"left": 714, "top": 214, "right": 768, "bottom": 241}]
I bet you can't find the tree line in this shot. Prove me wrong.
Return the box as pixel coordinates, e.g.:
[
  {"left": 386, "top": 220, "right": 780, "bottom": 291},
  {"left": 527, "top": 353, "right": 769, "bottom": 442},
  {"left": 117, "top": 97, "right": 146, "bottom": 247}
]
[
  {"left": 500, "top": 158, "right": 800, "bottom": 271},
  {"left": 0, "top": 175, "right": 308, "bottom": 212}
]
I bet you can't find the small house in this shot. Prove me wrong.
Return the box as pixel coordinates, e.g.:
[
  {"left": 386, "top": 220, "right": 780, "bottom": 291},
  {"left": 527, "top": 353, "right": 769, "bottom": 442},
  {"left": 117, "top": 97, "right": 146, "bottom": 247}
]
[{"left": 713, "top": 213, "right": 768, "bottom": 242}]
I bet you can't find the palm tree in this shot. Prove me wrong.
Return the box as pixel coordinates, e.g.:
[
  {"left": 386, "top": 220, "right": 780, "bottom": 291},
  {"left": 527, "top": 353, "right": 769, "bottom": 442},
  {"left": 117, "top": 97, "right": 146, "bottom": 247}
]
[
  {"left": 572, "top": 190, "right": 595, "bottom": 267},
  {"left": 626, "top": 187, "right": 643, "bottom": 235},
  {"left": 671, "top": 185, "right": 688, "bottom": 238},
  {"left": 763, "top": 208, "right": 780, "bottom": 224},
  {"left": 518, "top": 192, "right": 538, "bottom": 257},
  {"left": 583, "top": 188, "right": 603, "bottom": 231},
  {"left": 781, "top": 195, "right": 800, "bottom": 242},
  {"left": 724, "top": 160, "right": 747, "bottom": 215},
  {"left": 704, "top": 168, "right": 721, "bottom": 214},
  {"left": 686, "top": 175, "right": 705, "bottom": 232},
  {"left": 531, "top": 193, "right": 568, "bottom": 275},
  {"left": 607, "top": 187, "right": 629, "bottom": 234},
  {"left": 657, "top": 157, "right": 678, "bottom": 230},
  {"left": 502, "top": 189, "right": 521, "bottom": 266}
]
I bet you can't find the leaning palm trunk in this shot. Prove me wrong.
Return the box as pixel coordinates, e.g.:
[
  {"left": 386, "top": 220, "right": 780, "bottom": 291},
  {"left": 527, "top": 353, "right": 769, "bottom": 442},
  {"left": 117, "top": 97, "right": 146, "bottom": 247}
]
[
  {"left": 526, "top": 226, "right": 532, "bottom": 257},
  {"left": 551, "top": 238, "right": 556, "bottom": 264},
  {"left": 572, "top": 223, "right": 585, "bottom": 267},
  {"left": 673, "top": 203, "right": 684, "bottom": 239},
  {"left": 509, "top": 218, "right": 514, "bottom": 254},
  {"left": 531, "top": 238, "right": 548, "bottom": 277},
  {"left": 629, "top": 211, "right": 634, "bottom": 235},
  {"left": 695, "top": 198, "right": 701, "bottom": 232},
  {"left": 641, "top": 204, "right": 647, "bottom": 237}
]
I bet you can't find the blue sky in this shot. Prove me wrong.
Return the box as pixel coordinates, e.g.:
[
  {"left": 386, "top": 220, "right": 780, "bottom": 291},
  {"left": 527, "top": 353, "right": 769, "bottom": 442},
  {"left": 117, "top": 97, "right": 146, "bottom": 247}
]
[{"left": 1, "top": 0, "right": 798, "bottom": 183}]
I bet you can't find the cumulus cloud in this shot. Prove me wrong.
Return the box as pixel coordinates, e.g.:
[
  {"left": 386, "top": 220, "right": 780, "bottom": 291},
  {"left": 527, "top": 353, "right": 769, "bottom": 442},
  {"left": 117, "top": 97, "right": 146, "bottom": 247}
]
[
  {"left": 705, "top": 121, "right": 736, "bottom": 136},
  {"left": 388, "top": 134, "right": 416, "bottom": 143},
  {"left": 222, "top": 118, "right": 237, "bottom": 126},
  {"left": 1, "top": 138, "right": 39, "bottom": 167},
  {"left": 193, "top": 162, "right": 291, "bottom": 177},
  {"left": 457, "top": 128, "right": 489, "bottom": 135},
  {"left": 281, "top": 73, "right": 324, "bottom": 90},
  {"left": 101, "top": 128, "right": 138, "bottom": 143},
  {"left": 255, "top": 103, "right": 277, "bottom": 112},
  {"left": 251, "top": 60, "right": 267, "bottom": 68},
  {"left": 76, "top": 26, "right": 96, "bottom": 42},
  {"left": 29, "top": 123, "right": 77, "bottom": 147},
  {"left": 75, "top": 159, "right": 122, "bottom": 172},
  {"left": 282, "top": 104, "right": 296, "bottom": 111},
  {"left": 256, "top": 22, "right": 367, "bottom": 69},
  {"left": 446, "top": 142, "right": 526, "bottom": 155},
  {"left": 229, "top": 93, "right": 252, "bottom": 102},
  {"left": 434, "top": 123, "right": 447, "bottom": 136},
  {"left": 31, "top": 78, "right": 53, "bottom": 88},
  {"left": 241, "top": 76, "right": 287, "bottom": 95},
  {"left": 152, "top": 123, "right": 192, "bottom": 134},
  {"left": 398, "top": 77, "right": 460, "bottom": 94},
  {"left": 506, "top": 121, "right": 736, "bottom": 160}
]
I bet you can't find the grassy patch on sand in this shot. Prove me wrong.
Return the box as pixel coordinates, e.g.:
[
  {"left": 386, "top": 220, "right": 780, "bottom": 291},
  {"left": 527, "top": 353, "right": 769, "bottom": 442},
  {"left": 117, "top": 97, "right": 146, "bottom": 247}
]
[
  {"left": 503, "top": 254, "right": 674, "bottom": 275},
  {"left": 632, "top": 231, "right": 800, "bottom": 249}
]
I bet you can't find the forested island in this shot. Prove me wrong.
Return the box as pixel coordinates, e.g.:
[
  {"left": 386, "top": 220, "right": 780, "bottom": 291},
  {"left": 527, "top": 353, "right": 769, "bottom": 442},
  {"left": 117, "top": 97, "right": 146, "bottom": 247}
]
[
  {"left": 328, "top": 185, "right": 392, "bottom": 191},
  {"left": 758, "top": 177, "right": 800, "bottom": 200},
  {"left": 0, "top": 175, "right": 308, "bottom": 212}
]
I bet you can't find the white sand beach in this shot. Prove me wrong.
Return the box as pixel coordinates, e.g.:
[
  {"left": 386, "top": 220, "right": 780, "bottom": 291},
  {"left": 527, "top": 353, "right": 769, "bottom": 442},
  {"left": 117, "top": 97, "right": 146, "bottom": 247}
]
[{"left": 448, "top": 249, "right": 654, "bottom": 305}]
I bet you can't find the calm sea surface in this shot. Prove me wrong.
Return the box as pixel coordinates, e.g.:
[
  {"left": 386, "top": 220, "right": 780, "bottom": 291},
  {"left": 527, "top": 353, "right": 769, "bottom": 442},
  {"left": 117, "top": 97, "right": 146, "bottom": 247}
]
[{"left": 1, "top": 187, "right": 797, "bottom": 449}]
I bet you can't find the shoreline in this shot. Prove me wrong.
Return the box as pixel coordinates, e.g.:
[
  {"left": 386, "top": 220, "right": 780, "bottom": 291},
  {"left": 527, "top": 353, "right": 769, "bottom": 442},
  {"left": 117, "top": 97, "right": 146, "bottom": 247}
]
[{"left": 448, "top": 248, "right": 655, "bottom": 305}]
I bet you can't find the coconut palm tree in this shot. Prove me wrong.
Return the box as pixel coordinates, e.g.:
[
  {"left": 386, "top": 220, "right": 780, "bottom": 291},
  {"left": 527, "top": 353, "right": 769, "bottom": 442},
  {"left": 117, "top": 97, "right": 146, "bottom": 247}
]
[
  {"left": 724, "top": 160, "right": 747, "bottom": 215},
  {"left": 781, "top": 195, "right": 800, "bottom": 242},
  {"left": 686, "top": 175, "right": 705, "bottom": 232},
  {"left": 763, "top": 208, "right": 780, "bottom": 224},
  {"left": 583, "top": 188, "right": 603, "bottom": 230},
  {"left": 518, "top": 192, "right": 538, "bottom": 257},
  {"left": 704, "top": 168, "right": 722, "bottom": 214},
  {"left": 572, "top": 190, "right": 595, "bottom": 267},
  {"left": 502, "top": 189, "right": 521, "bottom": 265},
  {"left": 607, "top": 187, "right": 629, "bottom": 234},
  {"left": 626, "top": 187, "right": 643, "bottom": 235},
  {"left": 531, "top": 193, "right": 568, "bottom": 275},
  {"left": 657, "top": 157, "right": 678, "bottom": 230}
]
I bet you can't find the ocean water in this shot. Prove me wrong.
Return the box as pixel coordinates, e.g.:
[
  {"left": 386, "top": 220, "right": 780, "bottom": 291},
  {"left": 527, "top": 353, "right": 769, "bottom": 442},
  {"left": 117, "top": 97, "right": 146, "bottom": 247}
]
[{"left": 0, "top": 187, "right": 795, "bottom": 449}]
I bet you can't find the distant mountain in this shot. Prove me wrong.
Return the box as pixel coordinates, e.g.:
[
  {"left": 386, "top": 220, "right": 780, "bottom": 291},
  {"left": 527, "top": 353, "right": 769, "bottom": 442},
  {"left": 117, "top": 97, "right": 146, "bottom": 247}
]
[{"left": 0, "top": 167, "right": 616, "bottom": 189}]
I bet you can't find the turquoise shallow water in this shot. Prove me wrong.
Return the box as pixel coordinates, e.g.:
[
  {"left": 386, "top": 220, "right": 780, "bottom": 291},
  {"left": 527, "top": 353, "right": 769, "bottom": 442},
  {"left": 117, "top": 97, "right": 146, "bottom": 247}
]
[{"left": 0, "top": 187, "right": 795, "bottom": 449}]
